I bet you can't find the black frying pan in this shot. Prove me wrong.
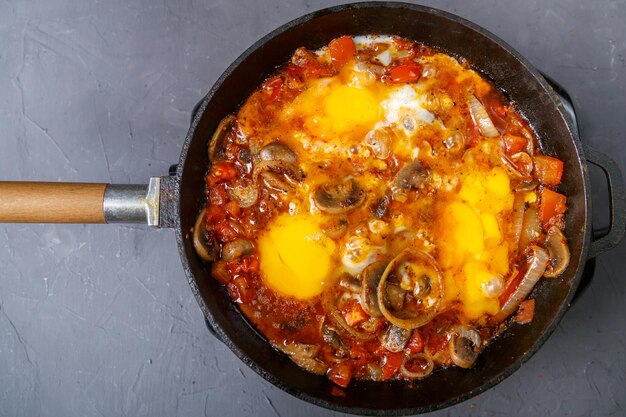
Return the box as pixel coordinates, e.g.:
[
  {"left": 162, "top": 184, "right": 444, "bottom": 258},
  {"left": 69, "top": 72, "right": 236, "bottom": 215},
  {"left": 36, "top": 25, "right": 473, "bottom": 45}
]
[{"left": 1, "top": 2, "right": 624, "bottom": 415}]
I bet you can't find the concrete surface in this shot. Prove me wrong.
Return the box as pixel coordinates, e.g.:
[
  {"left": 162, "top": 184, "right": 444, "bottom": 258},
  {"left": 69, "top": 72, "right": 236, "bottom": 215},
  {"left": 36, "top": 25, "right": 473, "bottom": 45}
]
[{"left": 0, "top": 0, "right": 625, "bottom": 416}]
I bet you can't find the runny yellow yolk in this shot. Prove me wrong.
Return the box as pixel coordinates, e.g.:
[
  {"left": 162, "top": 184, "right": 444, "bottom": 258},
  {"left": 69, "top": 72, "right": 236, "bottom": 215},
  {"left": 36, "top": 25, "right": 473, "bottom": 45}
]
[{"left": 258, "top": 213, "right": 336, "bottom": 299}]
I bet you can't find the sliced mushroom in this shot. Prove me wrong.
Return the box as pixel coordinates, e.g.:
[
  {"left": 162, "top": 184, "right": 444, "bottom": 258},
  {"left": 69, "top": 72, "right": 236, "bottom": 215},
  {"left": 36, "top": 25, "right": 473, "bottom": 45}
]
[
  {"left": 193, "top": 208, "right": 219, "bottom": 261},
  {"left": 253, "top": 159, "right": 303, "bottom": 193},
  {"left": 385, "top": 284, "right": 406, "bottom": 311},
  {"left": 373, "top": 190, "right": 392, "bottom": 219},
  {"left": 365, "top": 126, "right": 393, "bottom": 159},
  {"left": 221, "top": 238, "right": 254, "bottom": 262},
  {"left": 400, "top": 353, "right": 434, "bottom": 379},
  {"left": 377, "top": 249, "right": 443, "bottom": 329},
  {"left": 258, "top": 141, "right": 298, "bottom": 165},
  {"left": 322, "top": 325, "right": 348, "bottom": 358},
  {"left": 380, "top": 324, "right": 412, "bottom": 352},
  {"left": 339, "top": 275, "right": 361, "bottom": 293},
  {"left": 313, "top": 178, "right": 366, "bottom": 214},
  {"left": 366, "top": 363, "right": 383, "bottom": 381},
  {"left": 228, "top": 178, "right": 258, "bottom": 208},
  {"left": 359, "top": 261, "right": 387, "bottom": 317},
  {"left": 273, "top": 342, "right": 328, "bottom": 375},
  {"left": 448, "top": 325, "right": 482, "bottom": 369},
  {"left": 208, "top": 115, "right": 235, "bottom": 162},
  {"left": 321, "top": 216, "right": 349, "bottom": 239},
  {"left": 543, "top": 227, "right": 570, "bottom": 278},
  {"left": 393, "top": 161, "right": 429, "bottom": 191}
]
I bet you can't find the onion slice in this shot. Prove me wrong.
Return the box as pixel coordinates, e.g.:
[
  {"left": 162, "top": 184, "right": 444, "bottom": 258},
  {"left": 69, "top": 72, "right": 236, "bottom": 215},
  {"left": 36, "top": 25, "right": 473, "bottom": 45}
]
[
  {"left": 377, "top": 249, "right": 443, "bottom": 329},
  {"left": 400, "top": 353, "right": 434, "bottom": 379},
  {"left": 448, "top": 325, "right": 482, "bottom": 369},
  {"left": 494, "top": 246, "right": 549, "bottom": 322},
  {"left": 193, "top": 208, "right": 219, "bottom": 262},
  {"left": 469, "top": 95, "right": 499, "bottom": 137}
]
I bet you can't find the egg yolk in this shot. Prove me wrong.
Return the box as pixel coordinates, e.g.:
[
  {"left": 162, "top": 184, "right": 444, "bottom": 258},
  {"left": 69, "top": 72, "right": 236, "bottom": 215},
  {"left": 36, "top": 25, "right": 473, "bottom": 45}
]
[
  {"left": 323, "top": 84, "right": 379, "bottom": 134},
  {"left": 258, "top": 213, "right": 336, "bottom": 299}
]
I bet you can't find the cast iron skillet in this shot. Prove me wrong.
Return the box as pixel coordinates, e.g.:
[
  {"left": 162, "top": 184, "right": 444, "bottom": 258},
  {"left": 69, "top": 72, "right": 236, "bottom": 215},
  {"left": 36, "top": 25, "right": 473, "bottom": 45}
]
[{"left": 0, "top": 2, "right": 624, "bottom": 415}]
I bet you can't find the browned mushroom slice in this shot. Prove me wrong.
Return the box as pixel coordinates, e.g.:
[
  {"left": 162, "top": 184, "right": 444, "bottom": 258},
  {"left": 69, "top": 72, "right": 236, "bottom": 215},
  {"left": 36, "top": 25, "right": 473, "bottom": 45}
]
[
  {"left": 320, "top": 216, "right": 349, "bottom": 239},
  {"left": 393, "top": 161, "right": 429, "bottom": 190},
  {"left": 208, "top": 115, "right": 236, "bottom": 162},
  {"left": 228, "top": 178, "right": 259, "bottom": 208},
  {"left": 543, "top": 227, "right": 570, "bottom": 278},
  {"left": 359, "top": 261, "right": 387, "bottom": 317},
  {"left": 377, "top": 249, "right": 444, "bottom": 330},
  {"left": 258, "top": 141, "right": 298, "bottom": 165},
  {"left": 192, "top": 208, "right": 219, "bottom": 261},
  {"left": 253, "top": 159, "right": 303, "bottom": 193},
  {"left": 321, "top": 325, "right": 348, "bottom": 358},
  {"left": 272, "top": 342, "right": 328, "bottom": 375},
  {"left": 221, "top": 238, "right": 254, "bottom": 262},
  {"left": 372, "top": 189, "right": 392, "bottom": 219},
  {"left": 313, "top": 178, "right": 365, "bottom": 214},
  {"left": 448, "top": 325, "right": 482, "bottom": 369},
  {"left": 379, "top": 324, "right": 412, "bottom": 352}
]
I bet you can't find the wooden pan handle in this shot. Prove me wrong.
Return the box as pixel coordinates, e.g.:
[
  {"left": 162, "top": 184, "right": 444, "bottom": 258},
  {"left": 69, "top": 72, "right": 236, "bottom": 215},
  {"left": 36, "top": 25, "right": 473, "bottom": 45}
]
[{"left": 0, "top": 182, "right": 107, "bottom": 223}]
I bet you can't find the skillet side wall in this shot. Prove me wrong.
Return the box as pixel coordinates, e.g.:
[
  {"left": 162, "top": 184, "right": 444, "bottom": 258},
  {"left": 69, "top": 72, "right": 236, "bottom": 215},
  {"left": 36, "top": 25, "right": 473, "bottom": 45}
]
[{"left": 176, "top": 3, "right": 590, "bottom": 414}]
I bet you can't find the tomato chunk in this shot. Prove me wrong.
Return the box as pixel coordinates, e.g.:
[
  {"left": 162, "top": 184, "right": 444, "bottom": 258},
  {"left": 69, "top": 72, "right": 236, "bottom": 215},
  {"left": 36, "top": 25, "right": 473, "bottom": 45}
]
[
  {"left": 539, "top": 188, "right": 567, "bottom": 227},
  {"left": 328, "top": 362, "right": 353, "bottom": 388},
  {"left": 406, "top": 331, "right": 424, "bottom": 354},
  {"left": 262, "top": 76, "right": 283, "bottom": 101},
  {"left": 328, "top": 36, "right": 356, "bottom": 69},
  {"left": 292, "top": 47, "right": 334, "bottom": 79},
  {"left": 213, "top": 220, "right": 238, "bottom": 242},
  {"left": 228, "top": 276, "right": 252, "bottom": 304},
  {"left": 503, "top": 134, "right": 527, "bottom": 155},
  {"left": 534, "top": 155, "right": 564, "bottom": 186},
  {"left": 388, "top": 61, "right": 422, "bottom": 84},
  {"left": 382, "top": 352, "right": 404, "bottom": 380},
  {"left": 341, "top": 301, "right": 369, "bottom": 327},
  {"left": 205, "top": 204, "right": 227, "bottom": 224},
  {"left": 224, "top": 200, "right": 241, "bottom": 218},
  {"left": 208, "top": 162, "right": 237, "bottom": 186}
]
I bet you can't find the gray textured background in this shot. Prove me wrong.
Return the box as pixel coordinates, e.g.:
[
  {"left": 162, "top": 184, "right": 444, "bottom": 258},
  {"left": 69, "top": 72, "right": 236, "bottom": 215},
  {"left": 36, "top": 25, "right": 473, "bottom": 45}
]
[{"left": 1, "top": 0, "right": 625, "bottom": 416}]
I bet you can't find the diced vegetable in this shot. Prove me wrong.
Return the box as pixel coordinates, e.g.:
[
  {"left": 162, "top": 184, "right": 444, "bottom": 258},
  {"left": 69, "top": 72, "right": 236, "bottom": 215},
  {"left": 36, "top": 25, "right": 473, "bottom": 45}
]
[
  {"left": 328, "top": 362, "right": 353, "bottom": 388},
  {"left": 503, "top": 134, "right": 527, "bottom": 155},
  {"left": 342, "top": 301, "right": 369, "bottom": 327},
  {"left": 208, "top": 162, "right": 238, "bottom": 186},
  {"left": 406, "top": 331, "right": 425, "bottom": 354},
  {"left": 382, "top": 352, "right": 404, "bottom": 380},
  {"left": 539, "top": 188, "right": 567, "bottom": 227},
  {"left": 389, "top": 61, "right": 422, "bottom": 83},
  {"left": 328, "top": 36, "right": 356, "bottom": 68},
  {"left": 262, "top": 76, "right": 283, "bottom": 101},
  {"left": 534, "top": 155, "right": 564, "bottom": 186},
  {"left": 224, "top": 201, "right": 241, "bottom": 218},
  {"left": 205, "top": 205, "right": 227, "bottom": 223}
]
